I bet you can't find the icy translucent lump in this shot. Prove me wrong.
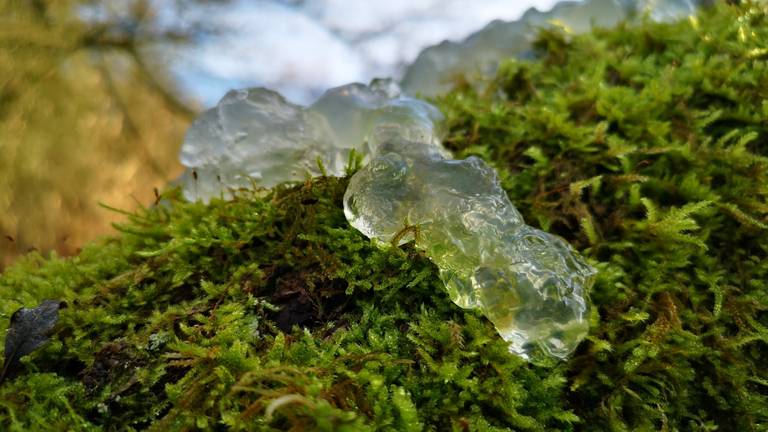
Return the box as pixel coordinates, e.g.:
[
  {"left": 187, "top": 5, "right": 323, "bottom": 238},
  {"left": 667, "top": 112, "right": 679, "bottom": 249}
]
[
  {"left": 401, "top": 0, "right": 705, "bottom": 97},
  {"left": 178, "top": 78, "right": 596, "bottom": 360},
  {"left": 179, "top": 79, "right": 444, "bottom": 202},
  {"left": 344, "top": 140, "right": 596, "bottom": 360}
]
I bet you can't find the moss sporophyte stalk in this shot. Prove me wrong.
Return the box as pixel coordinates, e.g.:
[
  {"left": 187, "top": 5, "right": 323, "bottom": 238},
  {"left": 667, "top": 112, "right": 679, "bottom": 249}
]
[{"left": 2, "top": 1, "right": 768, "bottom": 431}]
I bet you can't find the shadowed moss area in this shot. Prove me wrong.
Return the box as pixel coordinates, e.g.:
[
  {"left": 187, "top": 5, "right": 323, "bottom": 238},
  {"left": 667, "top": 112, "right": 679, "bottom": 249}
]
[{"left": 1, "top": 2, "right": 767, "bottom": 431}]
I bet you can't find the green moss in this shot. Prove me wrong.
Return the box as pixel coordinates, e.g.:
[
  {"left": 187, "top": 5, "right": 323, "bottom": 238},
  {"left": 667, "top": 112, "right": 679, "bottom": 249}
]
[{"left": 2, "top": 2, "right": 767, "bottom": 430}]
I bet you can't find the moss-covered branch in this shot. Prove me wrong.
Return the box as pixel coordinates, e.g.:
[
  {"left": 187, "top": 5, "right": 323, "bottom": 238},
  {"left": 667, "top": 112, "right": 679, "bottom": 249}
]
[{"left": 1, "top": 2, "right": 767, "bottom": 430}]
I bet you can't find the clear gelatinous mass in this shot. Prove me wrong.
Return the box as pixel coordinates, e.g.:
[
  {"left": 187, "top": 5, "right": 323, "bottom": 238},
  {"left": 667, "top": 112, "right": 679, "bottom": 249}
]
[
  {"left": 178, "top": 75, "right": 597, "bottom": 360},
  {"left": 344, "top": 141, "right": 596, "bottom": 360},
  {"left": 178, "top": 79, "right": 444, "bottom": 202}
]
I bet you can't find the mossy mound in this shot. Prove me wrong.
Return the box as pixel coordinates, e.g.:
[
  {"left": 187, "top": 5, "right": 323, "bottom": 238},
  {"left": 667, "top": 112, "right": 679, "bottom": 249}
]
[{"left": 1, "top": 3, "right": 767, "bottom": 431}]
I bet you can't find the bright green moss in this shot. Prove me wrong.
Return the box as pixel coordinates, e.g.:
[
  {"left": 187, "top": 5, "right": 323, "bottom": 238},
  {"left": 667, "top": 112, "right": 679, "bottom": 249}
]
[{"left": 2, "top": 2, "right": 767, "bottom": 431}]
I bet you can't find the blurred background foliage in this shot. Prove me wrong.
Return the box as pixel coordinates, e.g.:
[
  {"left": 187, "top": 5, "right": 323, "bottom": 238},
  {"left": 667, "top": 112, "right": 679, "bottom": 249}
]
[{"left": 0, "top": 0, "right": 223, "bottom": 268}]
